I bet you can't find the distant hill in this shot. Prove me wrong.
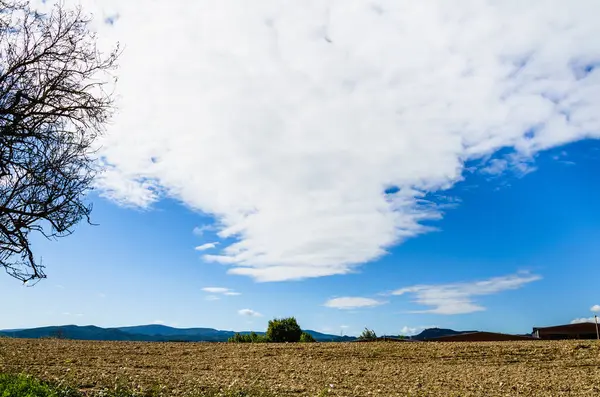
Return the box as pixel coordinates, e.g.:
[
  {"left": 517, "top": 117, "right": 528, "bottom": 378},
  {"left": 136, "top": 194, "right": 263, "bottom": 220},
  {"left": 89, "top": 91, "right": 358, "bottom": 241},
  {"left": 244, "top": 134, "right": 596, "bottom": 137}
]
[
  {"left": 116, "top": 325, "right": 236, "bottom": 341},
  {"left": 303, "top": 330, "right": 355, "bottom": 342},
  {"left": 411, "top": 328, "right": 478, "bottom": 341},
  {"left": 0, "top": 324, "right": 355, "bottom": 342},
  {"left": 0, "top": 325, "right": 146, "bottom": 341}
]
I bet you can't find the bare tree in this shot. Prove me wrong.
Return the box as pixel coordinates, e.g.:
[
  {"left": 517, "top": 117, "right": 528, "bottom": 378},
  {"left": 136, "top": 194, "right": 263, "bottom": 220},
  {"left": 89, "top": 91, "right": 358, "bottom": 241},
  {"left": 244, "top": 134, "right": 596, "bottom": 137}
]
[{"left": 0, "top": 0, "right": 119, "bottom": 282}]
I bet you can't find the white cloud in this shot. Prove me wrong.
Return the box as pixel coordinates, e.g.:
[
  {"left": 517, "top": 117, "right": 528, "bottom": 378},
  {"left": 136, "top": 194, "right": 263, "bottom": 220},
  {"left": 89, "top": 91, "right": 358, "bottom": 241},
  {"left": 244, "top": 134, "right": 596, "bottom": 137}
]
[
  {"left": 324, "top": 297, "right": 386, "bottom": 310},
  {"left": 571, "top": 317, "right": 598, "bottom": 324},
  {"left": 392, "top": 273, "right": 541, "bottom": 315},
  {"left": 480, "top": 153, "right": 536, "bottom": 178},
  {"left": 202, "top": 287, "right": 240, "bottom": 296},
  {"left": 238, "top": 309, "right": 262, "bottom": 317},
  {"left": 480, "top": 159, "right": 509, "bottom": 176},
  {"left": 399, "top": 325, "right": 436, "bottom": 336},
  {"left": 62, "top": 312, "right": 83, "bottom": 317},
  {"left": 57, "top": 0, "right": 600, "bottom": 281},
  {"left": 205, "top": 295, "right": 220, "bottom": 301},
  {"left": 152, "top": 320, "right": 165, "bottom": 325},
  {"left": 193, "top": 225, "right": 214, "bottom": 236},
  {"left": 195, "top": 242, "right": 219, "bottom": 251},
  {"left": 591, "top": 305, "right": 600, "bottom": 312},
  {"left": 202, "top": 287, "right": 229, "bottom": 294}
]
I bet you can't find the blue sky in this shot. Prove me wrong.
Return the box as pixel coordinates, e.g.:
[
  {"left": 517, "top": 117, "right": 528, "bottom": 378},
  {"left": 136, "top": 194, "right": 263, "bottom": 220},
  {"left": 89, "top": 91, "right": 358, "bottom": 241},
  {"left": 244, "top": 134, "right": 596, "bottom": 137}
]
[
  {"left": 4, "top": 0, "right": 600, "bottom": 336},
  {"left": 2, "top": 140, "right": 600, "bottom": 336}
]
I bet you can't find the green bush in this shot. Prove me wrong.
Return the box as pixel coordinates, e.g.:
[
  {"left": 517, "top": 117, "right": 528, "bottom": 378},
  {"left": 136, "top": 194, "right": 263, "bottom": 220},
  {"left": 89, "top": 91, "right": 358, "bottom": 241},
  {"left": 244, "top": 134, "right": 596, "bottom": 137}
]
[
  {"left": 266, "top": 317, "right": 302, "bottom": 343},
  {"left": 0, "top": 373, "right": 79, "bottom": 397},
  {"left": 228, "top": 332, "right": 269, "bottom": 343},
  {"left": 0, "top": 373, "right": 274, "bottom": 396},
  {"left": 299, "top": 332, "right": 316, "bottom": 343},
  {"left": 358, "top": 327, "right": 377, "bottom": 341}
]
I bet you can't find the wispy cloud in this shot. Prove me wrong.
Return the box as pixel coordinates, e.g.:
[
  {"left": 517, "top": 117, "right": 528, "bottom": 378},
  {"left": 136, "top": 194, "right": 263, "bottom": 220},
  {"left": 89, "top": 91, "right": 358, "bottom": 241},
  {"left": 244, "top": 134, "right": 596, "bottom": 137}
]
[
  {"left": 195, "top": 242, "right": 219, "bottom": 251},
  {"left": 202, "top": 287, "right": 229, "bottom": 294},
  {"left": 201, "top": 287, "right": 241, "bottom": 296},
  {"left": 392, "top": 273, "right": 541, "bottom": 315},
  {"left": 193, "top": 225, "right": 213, "bottom": 236},
  {"left": 238, "top": 309, "right": 262, "bottom": 317},
  {"left": 324, "top": 297, "right": 386, "bottom": 310},
  {"left": 480, "top": 154, "right": 536, "bottom": 178},
  {"left": 92, "top": 0, "right": 600, "bottom": 281},
  {"left": 591, "top": 305, "right": 600, "bottom": 313},
  {"left": 205, "top": 295, "right": 220, "bottom": 301},
  {"left": 62, "top": 312, "right": 83, "bottom": 317}
]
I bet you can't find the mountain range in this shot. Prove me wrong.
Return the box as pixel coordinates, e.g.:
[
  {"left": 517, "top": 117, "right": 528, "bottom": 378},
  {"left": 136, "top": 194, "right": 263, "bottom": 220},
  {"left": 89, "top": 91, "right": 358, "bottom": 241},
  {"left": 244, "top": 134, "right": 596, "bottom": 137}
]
[{"left": 0, "top": 324, "right": 357, "bottom": 342}]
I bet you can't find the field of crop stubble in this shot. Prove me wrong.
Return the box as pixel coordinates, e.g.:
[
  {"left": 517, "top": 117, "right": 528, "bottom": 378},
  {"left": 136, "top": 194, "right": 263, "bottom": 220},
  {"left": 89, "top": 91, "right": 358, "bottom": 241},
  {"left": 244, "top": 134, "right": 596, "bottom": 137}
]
[{"left": 1, "top": 338, "right": 600, "bottom": 396}]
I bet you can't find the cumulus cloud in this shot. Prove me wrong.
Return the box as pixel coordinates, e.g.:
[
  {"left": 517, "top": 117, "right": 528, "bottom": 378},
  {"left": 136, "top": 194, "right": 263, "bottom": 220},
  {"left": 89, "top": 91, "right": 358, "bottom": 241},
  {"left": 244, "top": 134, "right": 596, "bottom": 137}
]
[
  {"left": 45, "top": 0, "right": 600, "bottom": 281},
  {"left": 238, "top": 309, "right": 262, "bottom": 317},
  {"left": 195, "top": 242, "right": 219, "bottom": 251},
  {"left": 400, "top": 325, "right": 436, "bottom": 336},
  {"left": 392, "top": 273, "right": 541, "bottom": 314},
  {"left": 202, "top": 287, "right": 241, "bottom": 296},
  {"left": 591, "top": 305, "right": 600, "bottom": 312},
  {"left": 324, "top": 297, "right": 386, "bottom": 310},
  {"left": 571, "top": 317, "right": 598, "bottom": 324}
]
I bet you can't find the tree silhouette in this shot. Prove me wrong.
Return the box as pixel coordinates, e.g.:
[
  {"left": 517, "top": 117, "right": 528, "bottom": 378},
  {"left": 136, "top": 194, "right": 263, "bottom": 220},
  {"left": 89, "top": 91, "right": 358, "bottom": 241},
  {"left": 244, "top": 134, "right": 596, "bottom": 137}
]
[{"left": 0, "top": 0, "right": 119, "bottom": 282}]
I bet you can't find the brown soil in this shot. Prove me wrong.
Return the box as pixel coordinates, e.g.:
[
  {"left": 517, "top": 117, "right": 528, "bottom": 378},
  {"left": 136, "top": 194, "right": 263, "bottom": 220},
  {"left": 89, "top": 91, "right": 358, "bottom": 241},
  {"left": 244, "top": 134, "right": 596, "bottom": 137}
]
[{"left": 1, "top": 338, "right": 600, "bottom": 396}]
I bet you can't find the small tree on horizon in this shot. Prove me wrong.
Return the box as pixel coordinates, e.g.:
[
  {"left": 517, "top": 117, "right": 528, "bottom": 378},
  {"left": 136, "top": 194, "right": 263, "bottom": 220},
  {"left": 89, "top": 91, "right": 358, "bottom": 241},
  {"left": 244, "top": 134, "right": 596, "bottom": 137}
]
[
  {"left": 266, "top": 317, "right": 302, "bottom": 343},
  {"left": 228, "top": 332, "right": 269, "bottom": 343},
  {"left": 358, "top": 327, "right": 377, "bottom": 341},
  {"left": 299, "top": 331, "right": 316, "bottom": 343}
]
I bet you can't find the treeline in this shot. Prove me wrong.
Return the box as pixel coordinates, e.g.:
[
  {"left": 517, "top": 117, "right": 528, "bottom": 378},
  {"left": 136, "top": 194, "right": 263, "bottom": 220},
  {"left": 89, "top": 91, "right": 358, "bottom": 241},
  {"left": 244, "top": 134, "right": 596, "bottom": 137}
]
[{"left": 228, "top": 317, "right": 316, "bottom": 343}]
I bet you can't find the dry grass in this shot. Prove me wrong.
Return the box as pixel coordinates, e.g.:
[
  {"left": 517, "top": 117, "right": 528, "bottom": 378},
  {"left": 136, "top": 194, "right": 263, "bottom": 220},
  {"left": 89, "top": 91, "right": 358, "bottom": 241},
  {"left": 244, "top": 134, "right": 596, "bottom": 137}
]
[{"left": 1, "top": 338, "right": 600, "bottom": 396}]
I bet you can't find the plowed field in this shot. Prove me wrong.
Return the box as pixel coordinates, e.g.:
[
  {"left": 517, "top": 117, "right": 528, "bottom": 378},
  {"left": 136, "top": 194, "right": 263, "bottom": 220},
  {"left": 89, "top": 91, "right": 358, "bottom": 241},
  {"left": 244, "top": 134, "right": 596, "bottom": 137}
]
[{"left": 1, "top": 338, "right": 600, "bottom": 396}]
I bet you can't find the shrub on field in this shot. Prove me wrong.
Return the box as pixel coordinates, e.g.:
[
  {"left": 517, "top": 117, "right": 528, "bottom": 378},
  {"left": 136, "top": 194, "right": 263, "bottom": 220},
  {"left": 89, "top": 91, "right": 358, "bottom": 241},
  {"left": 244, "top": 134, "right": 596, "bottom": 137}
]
[
  {"left": 0, "top": 373, "right": 79, "bottom": 397},
  {"left": 358, "top": 328, "right": 377, "bottom": 341},
  {"left": 0, "top": 373, "right": 272, "bottom": 396},
  {"left": 228, "top": 317, "right": 310, "bottom": 343},
  {"left": 228, "top": 332, "right": 269, "bottom": 343},
  {"left": 266, "top": 317, "right": 303, "bottom": 343},
  {"left": 299, "top": 332, "right": 316, "bottom": 343}
]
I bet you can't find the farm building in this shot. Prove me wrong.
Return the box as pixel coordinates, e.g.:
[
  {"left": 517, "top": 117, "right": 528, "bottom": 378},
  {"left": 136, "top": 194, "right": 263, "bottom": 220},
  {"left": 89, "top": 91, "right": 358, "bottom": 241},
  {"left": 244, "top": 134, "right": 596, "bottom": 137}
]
[
  {"left": 533, "top": 322, "right": 599, "bottom": 340},
  {"left": 425, "top": 331, "right": 535, "bottom": 342}
]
